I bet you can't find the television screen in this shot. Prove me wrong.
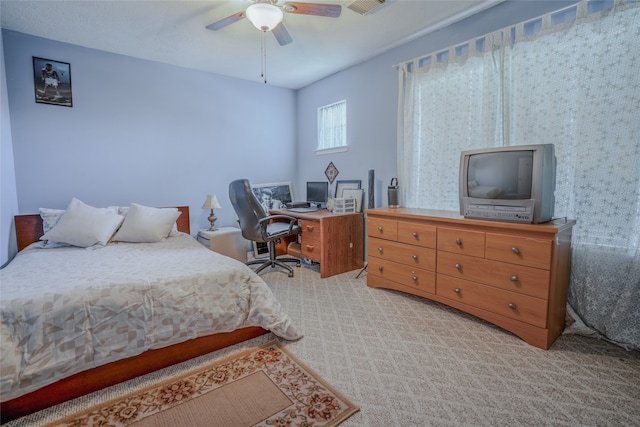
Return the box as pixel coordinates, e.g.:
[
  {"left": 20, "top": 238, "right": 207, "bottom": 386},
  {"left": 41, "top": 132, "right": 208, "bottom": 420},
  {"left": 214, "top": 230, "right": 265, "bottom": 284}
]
[
  {"left": 467, "top": 151, "right": 533, "bottom": 200},
  {"left": 306, "top": 182, "right": 328, "bottom": 205}
]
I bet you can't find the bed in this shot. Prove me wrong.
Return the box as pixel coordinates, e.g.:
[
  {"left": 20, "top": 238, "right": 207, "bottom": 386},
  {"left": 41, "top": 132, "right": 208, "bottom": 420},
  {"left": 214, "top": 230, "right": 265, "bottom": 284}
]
[{"left": 0, "top": 202, "right": 301, "bottom": 422}]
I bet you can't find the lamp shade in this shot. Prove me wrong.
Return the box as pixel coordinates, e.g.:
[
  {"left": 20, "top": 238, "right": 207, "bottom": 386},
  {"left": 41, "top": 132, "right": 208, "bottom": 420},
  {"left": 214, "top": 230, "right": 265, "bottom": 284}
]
[
  {"left": 246, "top": 3, "right": 284, "bottom": 31},
  {"left": 202, "top": 194, "right": 222, "bottom": 210}
]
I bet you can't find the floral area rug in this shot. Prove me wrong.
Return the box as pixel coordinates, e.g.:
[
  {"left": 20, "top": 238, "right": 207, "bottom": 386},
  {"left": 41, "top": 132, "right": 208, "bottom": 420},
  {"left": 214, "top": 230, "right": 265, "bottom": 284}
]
[{"left": 44, "top": 340, "right": 359, "bottom": 427}]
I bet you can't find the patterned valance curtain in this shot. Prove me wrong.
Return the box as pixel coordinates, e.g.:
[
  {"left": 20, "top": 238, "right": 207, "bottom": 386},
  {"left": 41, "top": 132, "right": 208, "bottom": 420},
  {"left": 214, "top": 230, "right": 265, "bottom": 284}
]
[{"left": 397, "top": 0, "right": 640, "bottom": 349}]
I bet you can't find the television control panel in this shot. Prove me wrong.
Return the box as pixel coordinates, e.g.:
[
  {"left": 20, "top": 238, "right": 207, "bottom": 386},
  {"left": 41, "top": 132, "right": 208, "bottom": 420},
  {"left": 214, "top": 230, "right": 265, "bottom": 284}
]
[{"left": 462, "top": 201, "right": 535, "bottom": 223}]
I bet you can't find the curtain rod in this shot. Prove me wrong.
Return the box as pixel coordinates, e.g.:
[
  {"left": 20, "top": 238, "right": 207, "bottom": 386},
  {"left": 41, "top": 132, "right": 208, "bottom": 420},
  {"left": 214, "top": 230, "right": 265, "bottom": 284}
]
[{"left": 392, "top": 0, "right": 586, "bottom": 70}]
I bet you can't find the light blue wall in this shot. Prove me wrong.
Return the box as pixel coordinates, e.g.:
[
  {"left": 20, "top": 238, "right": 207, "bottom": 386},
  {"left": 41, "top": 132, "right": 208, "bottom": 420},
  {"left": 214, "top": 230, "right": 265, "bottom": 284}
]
[
  {"left": 2, "top": 29, "right": 297, "bottom": 238},
  {"left": 1, "top": 30, "right": 19, "bottom": 266},
  {"left": 1, "top": 1, "right": 575, "bottom": 264},
  {"left": 295, "top": 1, "right": 577, "bottom": 207}
]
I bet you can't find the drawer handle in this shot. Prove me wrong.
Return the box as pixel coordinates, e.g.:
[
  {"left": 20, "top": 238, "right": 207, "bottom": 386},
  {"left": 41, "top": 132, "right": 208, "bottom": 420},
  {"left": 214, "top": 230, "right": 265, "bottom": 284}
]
[
  {"left": 412, "top": 255, "right": 418, "bottom": 261},
  {"left": 378, "top": 226, "right": 383, "bottom": 232},
  {"left": 508, "top": 303, "right": 517, "bottom": 310},
  {"left": 306, "top": 225, "right": 315, "bottom": 232},
  {"left": 378, "top": 247, "right": 383, "bottom": 253},
  {"left": 454, "top": 288, "right": 461, "bottom": 294},
  {"left": 511, "top": 247, "right": 520, "bottom": 255},
  {"left": 412, "top": 276, "right": 417, "bottom": 281},
  {"left": 510, "top": 275, "right": 518, "bottom": 282},
  {"left": 455, "top": 263, "right": 462, "bottom": 270},
  {"left": 378, "top": 266, "right": 384, "bottom": 272},
  {"left": 455, "top": 238, "right": 462, "bottom": 246},
  {"left": 306, "top": 245, "right": 315, "bottom": 252},
  {"left": 412, "top": 232, "right": 418, "bottom": 239}
]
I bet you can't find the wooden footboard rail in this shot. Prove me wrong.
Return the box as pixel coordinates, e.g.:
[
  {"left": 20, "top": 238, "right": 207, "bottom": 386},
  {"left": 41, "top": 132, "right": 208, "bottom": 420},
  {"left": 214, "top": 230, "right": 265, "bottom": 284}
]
[{"left": 1, "top": 326, "right": 269, "bottom": 423}]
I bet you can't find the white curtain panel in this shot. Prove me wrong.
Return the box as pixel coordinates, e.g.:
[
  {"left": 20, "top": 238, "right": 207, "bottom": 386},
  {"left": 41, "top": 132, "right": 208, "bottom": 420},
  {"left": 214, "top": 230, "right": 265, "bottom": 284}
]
[{"left": 397, "top": 0, "right": 640, "bottom": 349}]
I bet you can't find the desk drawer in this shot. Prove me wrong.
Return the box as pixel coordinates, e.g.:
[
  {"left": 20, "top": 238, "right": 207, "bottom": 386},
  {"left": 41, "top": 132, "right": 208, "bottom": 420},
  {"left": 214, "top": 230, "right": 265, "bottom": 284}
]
[
  {"left": 368, "top": 237, "right": 435, "bottom": 271},
  {"left": 300, "top": 220, "right": 321, "bottom": 262}
]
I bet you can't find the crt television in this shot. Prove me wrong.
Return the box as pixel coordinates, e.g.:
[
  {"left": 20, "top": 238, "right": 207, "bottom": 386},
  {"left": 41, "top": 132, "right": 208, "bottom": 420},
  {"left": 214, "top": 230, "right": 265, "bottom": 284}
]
[
  {"left": 306, "top": 182, "right": 329, "bottom": 207},
  {"left": 459, "top": 144, "right": 556, "bottom": 224}
]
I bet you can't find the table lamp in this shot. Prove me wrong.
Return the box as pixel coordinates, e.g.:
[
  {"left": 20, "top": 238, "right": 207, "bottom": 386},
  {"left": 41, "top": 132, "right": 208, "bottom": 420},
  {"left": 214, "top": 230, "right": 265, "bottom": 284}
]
[{"left": 201, "top": 194, "right": 222, "bottom": 231}]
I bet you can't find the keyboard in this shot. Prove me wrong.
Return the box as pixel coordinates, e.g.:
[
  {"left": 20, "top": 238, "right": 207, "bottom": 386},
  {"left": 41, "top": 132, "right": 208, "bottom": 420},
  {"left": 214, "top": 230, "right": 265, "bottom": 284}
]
[{"left": 288, "top": 207, "right": 319, "bottom": 213}]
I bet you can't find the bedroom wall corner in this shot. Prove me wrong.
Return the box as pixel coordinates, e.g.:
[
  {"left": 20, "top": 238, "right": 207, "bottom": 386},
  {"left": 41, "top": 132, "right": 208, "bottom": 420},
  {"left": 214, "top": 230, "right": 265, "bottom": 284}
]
[{"left": 0, "top": 29, "right": 20, "bottom": 267}]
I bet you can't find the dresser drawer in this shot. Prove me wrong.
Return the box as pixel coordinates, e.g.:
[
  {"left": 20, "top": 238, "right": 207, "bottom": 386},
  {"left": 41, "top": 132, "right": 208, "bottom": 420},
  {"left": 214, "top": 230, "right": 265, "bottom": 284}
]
[
  {"left": 367, "top": 217, "right": 398, "bottom": 240},
  {"left": 437, "top": 275, "right": 547, "bottom": 328},
  {"left": 437, "top": 227, "right": 485, "bottom": 258},
  {"left": 486, "top": 233, "right": 552, "bottom": 269},
  {"left": 368, "top": 237, "right": 436, "bottom": 271},
  {"left": 369, "top": 258, "right": 435, "bottom": 294},
  {"left": 437, "top": 252, "right": 550, "bottom": 299},
  {"left": 397, "top": 221, "right": 437, "bottom": 248},
  {"left": 301, "top": 220, "right": 321, "bottom": 262}
]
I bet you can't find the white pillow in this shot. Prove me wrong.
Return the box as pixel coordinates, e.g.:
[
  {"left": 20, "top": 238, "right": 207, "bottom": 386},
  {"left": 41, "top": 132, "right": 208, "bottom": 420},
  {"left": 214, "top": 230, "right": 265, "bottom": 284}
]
[
  {"left": 40, "top": 198, "right": 124, "bottom": 248},
  {"left": 113, "top": 203, "right": 181, "bottom": 243},
  {"left": 39, "top": 208, "right": 66, "bottom": 234}
]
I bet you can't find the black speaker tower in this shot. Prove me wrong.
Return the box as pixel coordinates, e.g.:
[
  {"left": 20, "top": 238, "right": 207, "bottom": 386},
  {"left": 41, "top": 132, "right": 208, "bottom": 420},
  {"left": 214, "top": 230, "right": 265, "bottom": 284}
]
[{"left": 367, "top": 169, "right": 374, "bottom": 209}]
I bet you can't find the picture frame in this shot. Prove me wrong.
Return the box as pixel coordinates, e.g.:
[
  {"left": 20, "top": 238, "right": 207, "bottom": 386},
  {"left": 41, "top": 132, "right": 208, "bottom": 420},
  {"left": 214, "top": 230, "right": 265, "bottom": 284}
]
[
  {"left": 251, "top": 182, "right": 294, "bottom": 214},
  {"left": 342, "top": 188, "right": 364, "bottom": 212},
  {"left": 252, "top": 241, "right": 270, "bottom": 259},
  {"left": 251, "top": 182, "right": 293, "bottom": 258},
  {"left": 32, "top": 57, "right": 73, "bottom": 107},
  {"left": 335, "top": 180, "right": 361, "bottom": 198}
]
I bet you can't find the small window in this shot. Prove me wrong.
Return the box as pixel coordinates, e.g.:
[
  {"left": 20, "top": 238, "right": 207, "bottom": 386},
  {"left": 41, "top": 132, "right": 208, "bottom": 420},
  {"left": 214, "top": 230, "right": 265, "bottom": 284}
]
[{"left": 317, "top": 100, "right": 347, "bottom": 154}]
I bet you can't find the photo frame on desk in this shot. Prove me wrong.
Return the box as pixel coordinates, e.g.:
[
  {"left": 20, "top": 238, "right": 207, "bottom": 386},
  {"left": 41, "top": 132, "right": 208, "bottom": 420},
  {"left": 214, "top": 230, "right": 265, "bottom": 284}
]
[
  {"left": 252, "top": 241, "right": 270, "bottom": 259},
  {"left": 251, "top": 182, "right": 293, "bottom": 214},
  {"left": 342, "top": 189, "right": 364, "bottom": 212},
  {"left": 335, "top": 180, "right": 361, "bottom": 198}
]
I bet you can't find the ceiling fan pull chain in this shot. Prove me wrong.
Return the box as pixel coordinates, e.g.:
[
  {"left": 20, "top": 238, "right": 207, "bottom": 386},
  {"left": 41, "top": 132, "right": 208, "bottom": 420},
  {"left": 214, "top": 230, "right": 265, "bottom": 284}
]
[{"left": 261, "top": 30, "right": 267, "bottom": 84}]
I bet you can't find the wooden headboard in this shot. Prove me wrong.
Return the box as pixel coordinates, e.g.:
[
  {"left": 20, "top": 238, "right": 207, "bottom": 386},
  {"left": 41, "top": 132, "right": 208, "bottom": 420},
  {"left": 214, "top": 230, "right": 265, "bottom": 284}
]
[{"left": 15, "top": 206, "right": 191, "bottom": 252}]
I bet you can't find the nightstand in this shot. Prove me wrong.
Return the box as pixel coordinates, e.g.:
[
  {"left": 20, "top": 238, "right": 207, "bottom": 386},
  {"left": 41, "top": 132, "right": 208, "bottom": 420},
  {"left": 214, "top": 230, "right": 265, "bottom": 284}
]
[{"left": 197, "top": 227, "right": 248, "bottom": 262}]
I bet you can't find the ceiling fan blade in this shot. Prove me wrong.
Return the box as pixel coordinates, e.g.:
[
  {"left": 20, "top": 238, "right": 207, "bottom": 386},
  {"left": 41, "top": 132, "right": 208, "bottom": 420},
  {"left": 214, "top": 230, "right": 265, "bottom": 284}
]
[
  {"left": 283, "top": 2, "right": 341, "bottom": 18},
  {"left": 272, "top": 22, "right": 293, "bottom": 46},
  {"left": 205, "top": 11, "right": 245, "bottom": 31}
]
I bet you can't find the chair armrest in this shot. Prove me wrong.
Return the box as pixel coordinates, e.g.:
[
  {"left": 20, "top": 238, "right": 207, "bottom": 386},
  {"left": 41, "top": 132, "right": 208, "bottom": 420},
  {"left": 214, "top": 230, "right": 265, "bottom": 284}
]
[{"left": 259, "top": 215, "right": 299, "bottom": 234}]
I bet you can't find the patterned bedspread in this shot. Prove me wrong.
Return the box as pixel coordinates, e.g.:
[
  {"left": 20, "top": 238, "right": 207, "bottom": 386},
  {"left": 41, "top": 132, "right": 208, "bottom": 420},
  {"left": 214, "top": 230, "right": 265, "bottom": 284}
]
[{"left": 0, "top": 233, "right": 301, "bottom": 401}]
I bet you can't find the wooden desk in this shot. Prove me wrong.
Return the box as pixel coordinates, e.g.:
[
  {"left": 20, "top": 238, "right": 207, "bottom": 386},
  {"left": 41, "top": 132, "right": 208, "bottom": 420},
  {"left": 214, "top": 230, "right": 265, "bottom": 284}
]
[{"left": 271, "top": 209, "right": 364, "bottom": 278}]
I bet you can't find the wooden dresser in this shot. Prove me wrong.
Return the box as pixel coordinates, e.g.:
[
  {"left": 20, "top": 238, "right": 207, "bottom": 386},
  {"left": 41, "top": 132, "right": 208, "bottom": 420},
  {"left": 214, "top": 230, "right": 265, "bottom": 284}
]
[{"left": 366, "top": 208, "right": 575, "bottom": 349}]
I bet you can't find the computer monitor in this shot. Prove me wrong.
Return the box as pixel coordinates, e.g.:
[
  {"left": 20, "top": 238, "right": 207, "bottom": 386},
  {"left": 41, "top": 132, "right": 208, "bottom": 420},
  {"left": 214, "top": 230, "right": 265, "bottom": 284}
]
[{"left": 306, "top": 181, "right": 329, "bottom": 207}]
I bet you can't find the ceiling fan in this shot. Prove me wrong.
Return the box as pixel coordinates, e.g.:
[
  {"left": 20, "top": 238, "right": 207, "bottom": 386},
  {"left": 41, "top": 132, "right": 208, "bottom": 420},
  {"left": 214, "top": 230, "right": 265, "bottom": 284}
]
[{"left": 205, "top": 0, "right": 342, "bottom": 46}]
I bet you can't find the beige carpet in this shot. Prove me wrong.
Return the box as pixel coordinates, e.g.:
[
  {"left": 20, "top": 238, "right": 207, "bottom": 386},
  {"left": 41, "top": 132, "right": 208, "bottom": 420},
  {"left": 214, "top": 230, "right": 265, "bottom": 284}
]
[
  {"left": 39, "top": 340, "right": 358, "bottom": 427},
  {"left": 5, "top": 263, "right": 639, "bottom": 426}
]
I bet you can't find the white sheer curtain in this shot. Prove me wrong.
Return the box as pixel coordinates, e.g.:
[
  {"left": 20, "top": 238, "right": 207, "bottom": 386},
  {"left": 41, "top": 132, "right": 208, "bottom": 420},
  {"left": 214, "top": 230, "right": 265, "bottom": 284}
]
[{"left": 397, "top": 0, "right": 640, "bottom": 349}]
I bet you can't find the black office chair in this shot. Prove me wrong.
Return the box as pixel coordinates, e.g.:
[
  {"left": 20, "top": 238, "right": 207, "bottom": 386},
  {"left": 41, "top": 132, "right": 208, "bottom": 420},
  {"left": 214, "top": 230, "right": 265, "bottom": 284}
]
[{"left": 229, "top": 179, "right": 301, "bottom": 277}]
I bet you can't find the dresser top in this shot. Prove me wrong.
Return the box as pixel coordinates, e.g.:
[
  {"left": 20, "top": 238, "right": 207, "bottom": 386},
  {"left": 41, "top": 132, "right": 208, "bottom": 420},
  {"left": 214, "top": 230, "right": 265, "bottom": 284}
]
[{"left": 365, "top": 207, "right": 576, "bottom": 234}]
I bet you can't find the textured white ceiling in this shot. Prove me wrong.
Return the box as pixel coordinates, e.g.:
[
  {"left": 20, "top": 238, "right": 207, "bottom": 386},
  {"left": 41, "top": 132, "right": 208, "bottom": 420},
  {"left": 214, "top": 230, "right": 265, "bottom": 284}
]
[{"left": 0, "top": 0, "right": 500, "bottom": 89}]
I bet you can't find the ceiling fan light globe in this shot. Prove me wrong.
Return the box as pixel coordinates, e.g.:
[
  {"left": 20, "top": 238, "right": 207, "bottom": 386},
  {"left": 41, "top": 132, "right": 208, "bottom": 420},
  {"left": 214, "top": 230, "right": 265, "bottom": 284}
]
[{"left": 246, "top": 3, "right": 283, "bottom": 32}]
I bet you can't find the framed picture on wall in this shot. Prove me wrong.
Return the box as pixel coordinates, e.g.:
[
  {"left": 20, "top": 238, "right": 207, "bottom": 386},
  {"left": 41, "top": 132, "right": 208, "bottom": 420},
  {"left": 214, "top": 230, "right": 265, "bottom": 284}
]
[
  {"left": 251, "top": 182, "right": 294, "bottom": 214},
  {"left": 32, "top": 57, "right": 73, "bottom": 107},
  {"left": 335, "top": 180, "right": 361, "bottom": 198}
]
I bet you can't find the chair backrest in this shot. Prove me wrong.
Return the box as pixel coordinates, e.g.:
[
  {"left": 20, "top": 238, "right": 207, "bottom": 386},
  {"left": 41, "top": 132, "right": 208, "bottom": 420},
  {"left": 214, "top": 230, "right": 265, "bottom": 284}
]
[{"left": 229, "top": 179, "right": 267, "bottom": 242}]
